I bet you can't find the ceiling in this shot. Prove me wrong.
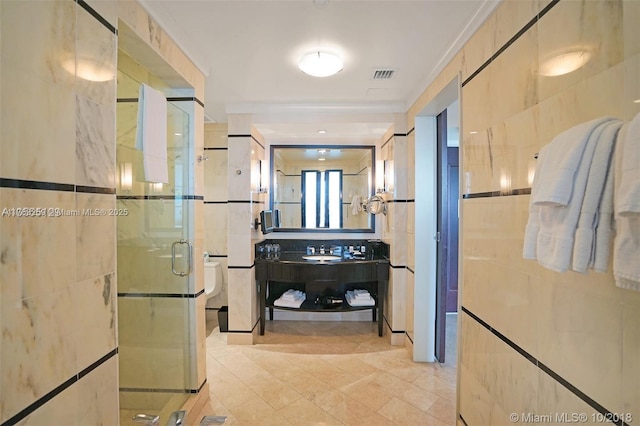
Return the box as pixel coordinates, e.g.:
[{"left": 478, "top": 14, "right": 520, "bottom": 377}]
[{"left": 139, "top": 0, "right": 499, "bottom": 143}]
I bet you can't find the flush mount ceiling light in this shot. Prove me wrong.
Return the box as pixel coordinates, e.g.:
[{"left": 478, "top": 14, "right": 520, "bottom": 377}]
[
  {"left": 540, "top": 49, "right": 591, "bottom": 77},
  {"left": 298, "top": 51, "right": 343, "bottom": 77}
]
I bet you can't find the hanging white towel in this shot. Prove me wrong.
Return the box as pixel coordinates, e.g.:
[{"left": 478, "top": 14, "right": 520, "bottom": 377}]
[
  {"left": 525, "top": 120, "right": 619, "bottom": 272},
  {"left": 523, "top": 118, "right": 617, "bottom": 260},
  {"left": 531, "top": 117, "right": 617, "bottom": 206},
  {"left": 613, "top": 113, "right": 640, "bottom": 290},
  {"left": 572, "top": 120, "right": 622, "bottom": 272},
  {"left": 592, "top": 136, "right": 616, "bottom": 273},
  {"left": 136, "top": 83, "right": 168, "bottom": 183},
  {"left": 350, "top": 195, "right": 362, "bottom": 215}
]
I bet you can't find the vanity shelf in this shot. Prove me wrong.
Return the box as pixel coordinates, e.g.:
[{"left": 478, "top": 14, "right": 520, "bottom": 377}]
[
  {"left": 265, "top": 291, "right": 379, "bottom": 317},
  {"left": 255, "top": 245, "right": 389, "bottom": 337}
]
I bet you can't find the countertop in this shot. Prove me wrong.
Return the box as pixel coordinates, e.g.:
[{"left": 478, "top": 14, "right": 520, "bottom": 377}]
[{"left": 255, "top": 251, "right": 389, "bottom": 264}]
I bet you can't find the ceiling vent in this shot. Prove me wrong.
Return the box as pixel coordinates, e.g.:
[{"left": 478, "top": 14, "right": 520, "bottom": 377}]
[{"left": 372, "top": 69, "right": 396, "bottom": 79}]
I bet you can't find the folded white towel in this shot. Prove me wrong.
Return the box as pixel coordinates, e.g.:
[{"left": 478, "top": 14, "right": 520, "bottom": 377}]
[
  {"left": 346, "top": 290, "right": 375, "bottom": 305},
  {"left": 534, "top": 120, "right": 618, "bottom": 272},
  {"left": 136, "top": 83, "right": 168, "bottom": 183},
  {"left": 351, "top": 289, "right": 371, "bottom": 299},
  {"left": 572, "top": 120, "right": 622, "bottom": 272},
  {"left": 280, "top": 289, "right": 304, "bottom": 301},
  {"left": 274, "top": 290, "right": 306, "bottom": 308},
  {"left": 346, "top": 292, "right": 375, "bottom": 307},
  {"left": 613, "top": 113, "right": 640, "bottom": 290}
]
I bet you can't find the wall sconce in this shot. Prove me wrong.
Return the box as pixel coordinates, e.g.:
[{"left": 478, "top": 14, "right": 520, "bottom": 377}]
[
  {"left": 150, "top": 182, "right": 163, "bottom": 193},
  {"left": 465, "top": 172, "right": 472, "bottom": 195},
  {"left": 120, "top": 162, "right": 132, "bottom": 191},
  {"left": 500, "top": 168, "right": 512, "bottom": 195},
  {"left": 259, "top": 159, "right": 269, "bottom": 193},
  {"left": 527, "top": 159, "right": 537, "bottom": 187},
  {"left": 252, "top": 160, "right": 268, "bottom": 193},
  {"left": 375, "top": 160, "right": 385, "bottom": 193},
  {"left": 384, "top": 159, "right": 394, "bottom": 193}
]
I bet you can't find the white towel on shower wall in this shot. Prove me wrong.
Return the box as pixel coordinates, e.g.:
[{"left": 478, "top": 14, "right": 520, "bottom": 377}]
[
  {"left": 523, "top": 118, "right": 616, "bottom": 261},
  {"left": 531, "top": 117, "right": 617, "bottom": 206},
  {"left": 592, "top": 129, "right": 618, "bottom": 273},
  {"left": 533, "top": 120, "right": 616, "bottom": 272},
  {"left": 616, "top": 112, "right": 640, "bottom": 216},
  {"left": 613, "top": 113, "right": 640, "bottom": 290},
  {"left": 136, "top": 83, "right": 168, "bottom": 183},
  {"left": 572, "top": 120, "right": 622, "bottom": 273}
]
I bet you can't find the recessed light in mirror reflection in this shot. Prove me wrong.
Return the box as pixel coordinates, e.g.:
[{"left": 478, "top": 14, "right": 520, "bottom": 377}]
[{"left": 540, "top": 50, "right": 591, "bottom": 77}]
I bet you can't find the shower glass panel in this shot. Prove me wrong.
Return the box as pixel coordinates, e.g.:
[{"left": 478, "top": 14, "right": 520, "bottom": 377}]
[{"left": 116, "top": 67, "right": 194, "bottom": 425}]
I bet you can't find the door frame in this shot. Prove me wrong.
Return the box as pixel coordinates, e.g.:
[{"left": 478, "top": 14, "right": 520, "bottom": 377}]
[{"left": 412, "top": 76, "right": 460, "bottom": 363}]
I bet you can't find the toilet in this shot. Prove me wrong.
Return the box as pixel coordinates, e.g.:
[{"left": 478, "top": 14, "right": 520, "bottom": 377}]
[{"left": 204, "top": 260, "right": 222, "bottom": 298}]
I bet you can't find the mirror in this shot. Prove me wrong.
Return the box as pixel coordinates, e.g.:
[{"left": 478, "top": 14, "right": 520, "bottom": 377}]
[{"left": 270, "top": 145, "right": 375, "bottom": 233}]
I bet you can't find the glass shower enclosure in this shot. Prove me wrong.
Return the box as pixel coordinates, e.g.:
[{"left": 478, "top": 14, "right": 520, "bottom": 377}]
[{"left": 116, "top": 64, "right": 196, "bottom": 424}]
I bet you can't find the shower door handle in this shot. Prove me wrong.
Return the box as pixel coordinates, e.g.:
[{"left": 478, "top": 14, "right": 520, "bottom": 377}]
[{"left": 171, "top": 239, "right": 193, "bottom": 277}]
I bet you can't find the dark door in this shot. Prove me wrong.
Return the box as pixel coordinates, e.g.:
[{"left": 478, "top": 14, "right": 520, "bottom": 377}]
[
  {"left": 435, "top": 110, "right": 447, "bottom": 363},
  {"left": 446, "top": 147, "right": 459, "bottom": 313},
  {"left": 435, "top": 110, "right": 460, "bottom": 363}
]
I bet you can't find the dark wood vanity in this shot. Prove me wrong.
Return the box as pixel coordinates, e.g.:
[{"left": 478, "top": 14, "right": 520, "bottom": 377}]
[{"left": 255, "top": 240, "right": 389, "bottom": 336}]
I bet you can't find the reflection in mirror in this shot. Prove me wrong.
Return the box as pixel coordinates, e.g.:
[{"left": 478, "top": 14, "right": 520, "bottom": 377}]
[{"left": 270, "top": 145, "right": 375, "bottom": 233}]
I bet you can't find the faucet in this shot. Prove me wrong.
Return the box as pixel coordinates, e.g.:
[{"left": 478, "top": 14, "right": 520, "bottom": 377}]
[
  {"left": 319, "top": 245, "right": 325, "bottom": 254},
  {"left": 133, "top": 410, "right": 187, "bottom": 426},
  {"left": 200, "top": 415, "right": 227, "bottom": 424},
  {"left": 132, "top": 414, "right": 159, "bottom": 426},
  {"left": 167, "top": 410, "right": 186, "bottom": 425}
]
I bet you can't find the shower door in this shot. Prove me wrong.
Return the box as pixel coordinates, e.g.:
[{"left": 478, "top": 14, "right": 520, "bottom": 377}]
[{"left": 116, "top": 79, "right": 195, "bottom": 424}]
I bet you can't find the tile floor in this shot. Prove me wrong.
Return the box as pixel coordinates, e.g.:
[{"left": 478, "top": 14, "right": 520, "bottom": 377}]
[{"left": 194, "top": 315, "right": 458, "bottom": 425}]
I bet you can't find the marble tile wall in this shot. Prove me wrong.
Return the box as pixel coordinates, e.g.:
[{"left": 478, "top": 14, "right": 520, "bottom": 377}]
[
  {"left": 379, "top": 129, "right": 411, "bottom": 345},
  {"left": 224, "top": 118, "right": 266, "bottom": 344},
  {"left": 407, "top": 0, "right": 640, "bottom": 421},
  {"left": 0, "top": 0, "right": 118, "bottom": 424},
  {"left": 203, "top": 124, "right": 230, "bottom": 311}
]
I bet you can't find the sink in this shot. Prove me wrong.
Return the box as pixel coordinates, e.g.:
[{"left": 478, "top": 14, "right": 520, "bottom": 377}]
[{"left": 302, "top": 255, "right": 342, "bottom": 261}]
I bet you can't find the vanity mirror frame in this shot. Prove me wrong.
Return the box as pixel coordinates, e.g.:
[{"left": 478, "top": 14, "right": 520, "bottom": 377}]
[{"left": 269, "top": 144, "right": 376, "bottom": 233}]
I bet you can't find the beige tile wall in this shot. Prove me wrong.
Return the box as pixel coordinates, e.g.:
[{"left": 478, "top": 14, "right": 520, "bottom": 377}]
[
  {"left": 223, "top": 118, "right": 266, "bottom": 344},
  {"left": 408, "top": 0, "right": 640, "bottom": 420},
  {"left": 379, "top": 126, "right": 411, "bottom": 345},
  {"left": 0, "top": 0, "right": 118, "bottom": 423},
  {"left": 203, "top": 123, "right": 229, "bottom": 311},
  {"left": 1, "top": 0, "right": 207, "bottom": 423}
]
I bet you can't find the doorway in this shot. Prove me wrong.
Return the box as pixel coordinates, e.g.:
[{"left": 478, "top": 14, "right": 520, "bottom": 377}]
[
  {"left": 435, "top": 103, "right": 460, "bottom": 364},
  {"left": 412, "top": 77, "right": 460, "bottom": 364}
]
